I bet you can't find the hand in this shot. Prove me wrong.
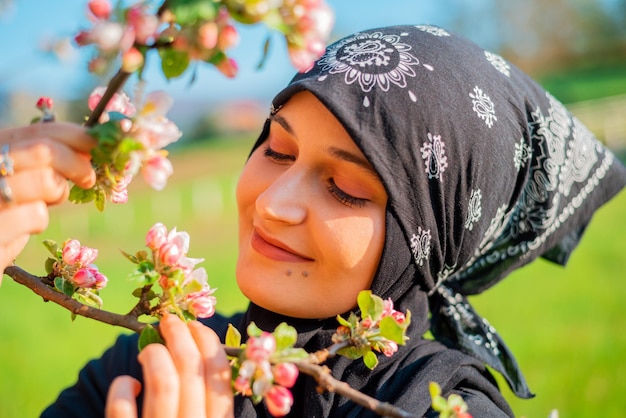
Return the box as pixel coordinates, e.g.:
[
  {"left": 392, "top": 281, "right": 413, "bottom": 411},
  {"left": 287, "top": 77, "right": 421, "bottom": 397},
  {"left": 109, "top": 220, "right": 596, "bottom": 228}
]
[
  {"left": 106, "top": 315, "right": 234, "bottom": 418},
  {"left": 0, "top": 122, "right": 97, "bottom": 277}
]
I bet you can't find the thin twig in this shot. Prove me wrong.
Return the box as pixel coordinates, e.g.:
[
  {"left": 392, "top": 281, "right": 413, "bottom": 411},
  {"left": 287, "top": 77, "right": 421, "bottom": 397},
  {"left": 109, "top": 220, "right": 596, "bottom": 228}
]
[
  {"left": 5, "top": 265, "right": 147, "bottom": 334},
  {"left": 84, "top": 69, "right": 132, "bottom": 127}
]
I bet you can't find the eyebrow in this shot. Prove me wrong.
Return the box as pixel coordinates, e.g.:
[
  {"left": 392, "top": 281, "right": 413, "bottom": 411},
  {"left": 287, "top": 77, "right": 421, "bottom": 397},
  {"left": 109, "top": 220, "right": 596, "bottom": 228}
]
[{"left": 269, "top": 113, "right": 378, "bottom": 178}]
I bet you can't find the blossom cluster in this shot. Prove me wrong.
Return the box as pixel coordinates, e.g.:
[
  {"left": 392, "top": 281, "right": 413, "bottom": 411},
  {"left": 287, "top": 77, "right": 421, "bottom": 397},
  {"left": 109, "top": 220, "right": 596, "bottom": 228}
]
[
  {"left": 69, "top": 87, "right": 181, "bottom": 210},
  {"left": 234, "top": 332, "right": 299, "bottom": 416},
  {"left": 74, "top": 0, "right": 333, "bottom": 79},
  {"left": 126, "top": 222, "right": 217, "bottom": 319},
  {"left": 43, "top": 238, "right": 109, "bottom": 308},
  {"left": 225, "top": 0, "right": 334, "bottom": 71},
  {"left": 332, "top": 291, "right": 411, "bottom": 369},
  {"left": 227, "top": 322, "right": 308, "bottom": 417}
]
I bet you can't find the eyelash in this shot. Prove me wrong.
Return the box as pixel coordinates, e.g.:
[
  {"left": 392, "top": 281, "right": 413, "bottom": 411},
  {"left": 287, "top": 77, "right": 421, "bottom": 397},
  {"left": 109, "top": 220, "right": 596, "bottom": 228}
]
[{"left": 263, "top": 145, "right": 368, "bottom": 209}]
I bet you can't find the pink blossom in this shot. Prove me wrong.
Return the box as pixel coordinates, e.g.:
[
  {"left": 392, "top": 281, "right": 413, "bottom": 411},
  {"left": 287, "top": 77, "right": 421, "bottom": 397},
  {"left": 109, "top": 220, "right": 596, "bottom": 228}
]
[
  {"left": 234, "top": 376, "right": 252, "bottom": 396},
  {"left": 198, "top": 22, "right": 218, "bottom": 50},
  {"left": 186, "top": 288, "right": 217, "bottom": 318},
  {"left": 218, "top": 25, "right": 239, "bottom": 50},
  {"left": 287, "top": 47, "right": 316, "bottom": 73},
  {"left": 36, "top": 97, "right": 54, "bottom": 111},
  {"left": 110, "top": 174, "right": 132, "bottom": 204},
  {"left": 73, "top": 267, "right": 97, "bottom": 288},
  {"left": 158, "top": 232, "right": 188, "bottom": 266},
  {"left": 265, "top": 385, "right": 294, "bottom": 417},
  {"left": 380, "top": 340, "right": 398, "bottom": 357},
  {"left": 272, "top": 363, "right": 299, "bottom": 388},
  {"left": 90, "top": 21, "right": 125, "bottom": 51},
  {"left": 88, "top": 0, "right": 112, "bottom": 20},
  {"left": 146, "top": 223, "right": 168, "bottom": 250},
  {"left": 127, "top": 5, "right": 159, "bottom": 44},
  {"left": 121, "top": 47, "right": 144, "bottom": 72},
  {"left": 140, "top": 91, "right": 174, "bottom": 118},
  {"left": 133, "top": 117, "right": 181, "bottom": 149},
  {"left": 74, "top": 30, "right": 93, "bottom": 46},
  {"left": 76, "top": 246, "right": 99, "bottom": 266},
  {"left": 62, "top": 239, "right": 82, "bottom": 264},
  {"left": 246, "top": 332, "right": 276, "bottom": 363},
  {"left": 88, "top": 87, "right": 136, "bottom": 120},
  {"left": 141, "top": 153, "right": 173, "bottom": 191},
  {"left": 215, "top": 57, "right": 238, "bottom": 78}
]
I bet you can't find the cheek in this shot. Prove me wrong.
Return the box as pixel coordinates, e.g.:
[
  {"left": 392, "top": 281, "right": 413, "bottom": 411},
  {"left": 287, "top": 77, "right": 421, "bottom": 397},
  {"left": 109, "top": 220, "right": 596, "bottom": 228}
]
[{"left": 323, "top": 212, "right": 385, "bottom": 272}]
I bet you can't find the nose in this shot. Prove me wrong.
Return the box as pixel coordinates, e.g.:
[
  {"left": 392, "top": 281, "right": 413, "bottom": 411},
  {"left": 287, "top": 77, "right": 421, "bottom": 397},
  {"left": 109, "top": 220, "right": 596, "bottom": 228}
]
[{"left": 255, "top": 168, "right": 308, "bottom": 225}]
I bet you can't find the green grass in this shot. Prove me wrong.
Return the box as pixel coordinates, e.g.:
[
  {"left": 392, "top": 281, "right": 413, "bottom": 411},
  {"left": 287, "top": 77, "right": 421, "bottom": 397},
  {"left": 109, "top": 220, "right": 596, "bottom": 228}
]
[{"left": 1, "top": 137, "right": 625, "bottom": 417}]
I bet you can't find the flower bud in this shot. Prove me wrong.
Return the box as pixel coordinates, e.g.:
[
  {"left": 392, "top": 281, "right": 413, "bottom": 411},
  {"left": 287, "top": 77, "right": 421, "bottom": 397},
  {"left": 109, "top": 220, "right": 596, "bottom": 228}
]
[
  {"left": 62, "top": 239, "right": 82, "bottom": 264},
  {"left": 217, "top": 25, "right": 239, "bottom": 50},
  {"left": 76, "top": 246, "right": 99, "bottom": 266},
  {"left": 121, "top": 47, "right": 144, "bottom": 72},
  {"left": 198, "top": 22, "right": 218, "bottom": 50},
  {"left": 73, "top": 267, "right": 97, "bottom": 288},
  {"left": 88, "top": 0, "right": 112, "bottom": 20},
  {"left": 272, "top": 362, "right": 299, "bottom": 388},
  {"left": 186, "top": 288, "right": 217, "bottom": 318},
  {"left": 146, "top": 223, "right": 168, "bottom": 250},
  {"left": 215, "top": 57, "right": 238, "bottom": 78},
  {"left": 265, "top": 385, "right": 294, "bottom": 417},
  {"left": 234, "top": 376, "right": 252, "bottom": 396},
  {"left": 159, "top": 235, "right": 186, "bottom": 266},
  {"left": 36, "top": 97, "right": 54, "bottom": 112},
  {"left": 380, "top": 340, "right": 398, "bottom": 357},
  {"left": 141, "top": 153, "right": 174, "bottom": 191},
  {"left": 245, "top": 332, "right": 276, "bottom": 363}
]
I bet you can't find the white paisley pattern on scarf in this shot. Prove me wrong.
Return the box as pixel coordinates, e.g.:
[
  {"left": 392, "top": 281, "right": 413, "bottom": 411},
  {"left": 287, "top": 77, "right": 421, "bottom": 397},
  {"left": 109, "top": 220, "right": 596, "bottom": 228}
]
[
  {"left": 449, "top": 92, "right": 612, "bottom": 282},
  {"left": 420, "top": 132, "right": 448, "bottom": 180},
  {"left": 465, "top": 189, "right": 483, "bottom": 231},
  {"left": 484, "top": 51, "right": 510, "bottom": 77},
  {"left": 415, "top": 25, "right": 450, "bottom": 37},
  {"left": 469, "top": 86, "right": 497, "bottom": 128},
  {"left": 410, "top": 226, "right": 431, "bottom": 266},
  {"left": 316, "top": 30, "right": 428, "bottom": 107},
  {"left": 514, "top": 137, "right": 532, "bottom": 171}
]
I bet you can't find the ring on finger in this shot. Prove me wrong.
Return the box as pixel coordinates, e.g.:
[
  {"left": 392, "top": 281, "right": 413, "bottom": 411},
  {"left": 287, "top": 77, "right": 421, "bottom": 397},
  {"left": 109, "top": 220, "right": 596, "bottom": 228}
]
[
  {"left": 0, "top": 144, "right": 14, "bottom": 177},
  {"left": 0, "top": 176, "right": 14, "bottom": 205}
]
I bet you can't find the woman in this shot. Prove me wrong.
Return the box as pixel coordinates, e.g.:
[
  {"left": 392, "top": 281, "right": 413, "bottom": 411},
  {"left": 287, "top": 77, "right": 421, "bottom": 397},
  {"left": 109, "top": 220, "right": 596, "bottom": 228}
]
[
  {"left": 0, "top": 123, "right": 96, "bottom": 278},
  {"left": 43, "top": 25, "right": 626, "bottom": 417}
]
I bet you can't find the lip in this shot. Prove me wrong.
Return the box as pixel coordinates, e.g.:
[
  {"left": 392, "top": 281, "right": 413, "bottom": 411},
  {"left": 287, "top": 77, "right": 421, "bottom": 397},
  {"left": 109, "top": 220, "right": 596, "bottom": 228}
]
[{"left": 251, "top": 228, "right": 313, "bottom": 263}]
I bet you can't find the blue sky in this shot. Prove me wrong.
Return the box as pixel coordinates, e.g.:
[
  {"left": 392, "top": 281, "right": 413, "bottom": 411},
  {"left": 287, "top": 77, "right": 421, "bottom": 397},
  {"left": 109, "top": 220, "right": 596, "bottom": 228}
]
[{"left": 0, "top": 0, "right": 456, "bottom": 103}]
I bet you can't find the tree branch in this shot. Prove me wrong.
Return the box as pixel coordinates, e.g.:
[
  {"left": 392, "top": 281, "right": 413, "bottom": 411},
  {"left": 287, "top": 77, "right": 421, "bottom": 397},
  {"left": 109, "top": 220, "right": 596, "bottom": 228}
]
[
  {"left": 5, "top": 265, "right": 147, "bottom": 334},
  {"left": 84, "top": 69, "right": 132, "bottom": 127}
]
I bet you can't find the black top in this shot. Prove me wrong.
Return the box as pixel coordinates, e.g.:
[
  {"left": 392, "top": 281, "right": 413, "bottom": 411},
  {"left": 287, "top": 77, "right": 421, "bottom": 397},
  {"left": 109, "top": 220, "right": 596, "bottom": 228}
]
[{"left": 42, "top": 308, "right": 513, "bottom": 417}]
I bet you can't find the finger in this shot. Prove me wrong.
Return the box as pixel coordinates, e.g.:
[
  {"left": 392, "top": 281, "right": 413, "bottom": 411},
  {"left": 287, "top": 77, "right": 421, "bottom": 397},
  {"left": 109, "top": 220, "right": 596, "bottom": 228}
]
[
  {"left": 0, "top": 122, "right": 96, "bottom": 153},
  {"left": 0, "top": 202, "right": 48, "bottom": 245},
  {"left": 137, "top": 342, "right": 180, "bottom": 418},
  {"left": 10, "top": 139, "right": 96, "bottom": 189},
  {"left": 1, "top": 233, "right": 30, "bottom": 280},
  {"left": 105, "top": 376, "right": 141, "bottom": 418},
  {"left": 188, "top": 320, "right": 235, "bottom": 418},
  {"left": 0, "top": 169, "right": 69, "bottom": 208},
  {"left": 159, "top": 314, "right": 207, "bottom": 418}
]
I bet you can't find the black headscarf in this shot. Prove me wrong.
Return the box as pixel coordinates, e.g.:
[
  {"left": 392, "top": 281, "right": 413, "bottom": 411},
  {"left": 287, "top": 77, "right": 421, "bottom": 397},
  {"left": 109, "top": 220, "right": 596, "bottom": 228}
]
[{"left": 237, "top": 24, "right": 626, "bottom": 415}]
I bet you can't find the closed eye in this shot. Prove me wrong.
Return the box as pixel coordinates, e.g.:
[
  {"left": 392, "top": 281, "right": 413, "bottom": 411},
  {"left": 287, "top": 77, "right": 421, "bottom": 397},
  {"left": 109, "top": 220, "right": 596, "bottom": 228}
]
[
  {"left": 263, "top": 145, "right": 295, "bottom": 163},
  {"left": 327, "top": 178, "right": 368, "bottom": 208}
]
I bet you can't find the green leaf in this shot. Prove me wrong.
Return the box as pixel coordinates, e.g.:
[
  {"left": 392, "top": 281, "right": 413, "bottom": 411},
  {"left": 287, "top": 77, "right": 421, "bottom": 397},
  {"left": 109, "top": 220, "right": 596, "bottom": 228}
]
[
  {"left": 431, "top": 395, "right": 449, "bottom": 413},
  {"left": 379, "top": 316, "right": 406, "bottom": 345},
  {"left": 363, "top": 350, "right": 379, "bottom": 370},
  {"left": 429, "top": 381, "right": 442, "bottom": 399},
  {"left": 120, "top": 250, "right": 140, "bottom": 264},
  {"left": 54, "top": 277, "right": 75, "bottom": 297},
  {"left": 42, "top": 240, "right": 58, "bottom": 257},
  {"left": 256, "top": 35, "right": 272, "bottom": 70},
  {"left": 274, "top": 347, "right": 309, "bottom": 362},
  {"left": 357, "top": 290, "right": 383, "bottom": 321},
  {"left": 226, "top": 323, "right": 242, "bottom": 349},
  {"left": 166, "top": 0, "right": 218, "bottom": 25},
  {"left": 44, "top": 258, "right": 56, "bottom": 275},
  {"left": 246, "top": 322, "right": 263, "bottom": 338},
  {"left": 94, "top": 188, "right": 106, "bottom": 212},
  {"left": 138, "top": 324, "right": 164, "bottom": 351},
  {"left": 68, "top": 185, "right": 96, "bottom": 204},
  {"left": 160, "top": 48, "right": 190, "bottom": 79},
  {"left": 337, "top": 344, "right": 370, "bottom": 360},
  {"left": 273, "top": 322, "right": 297, "bottom": 350},
  {"left": 335, "top": 314, "right": 351, "bottom": 327}
]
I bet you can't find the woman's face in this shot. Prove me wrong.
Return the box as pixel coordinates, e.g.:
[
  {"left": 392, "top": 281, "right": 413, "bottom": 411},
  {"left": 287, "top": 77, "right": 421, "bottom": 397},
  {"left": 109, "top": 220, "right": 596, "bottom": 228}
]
[{"left": 236, "top": 91, "right": 388, "bottom": 319}]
